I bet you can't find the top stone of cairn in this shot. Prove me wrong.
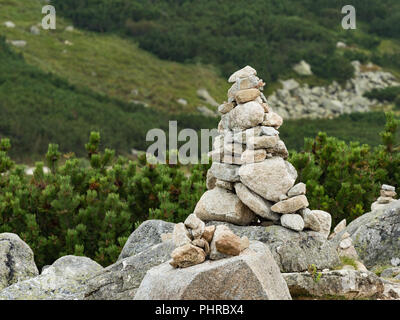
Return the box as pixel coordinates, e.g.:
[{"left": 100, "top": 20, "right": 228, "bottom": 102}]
[{"left": 228, "top": 66, "right": 257, "bottom": 83}]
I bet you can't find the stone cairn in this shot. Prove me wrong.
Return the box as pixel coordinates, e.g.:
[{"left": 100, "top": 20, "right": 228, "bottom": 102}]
[
  {"left": 371, "top": 184, "right": 397, "bottom": 211},
  {"left": 170, "top": 66, "right": 333, "bottom": 269},
  {"left": 195, "top": 66, "right": 332, "bottom": 235}
]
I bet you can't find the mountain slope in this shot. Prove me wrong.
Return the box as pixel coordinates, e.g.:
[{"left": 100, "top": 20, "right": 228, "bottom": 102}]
[{"left": 0, "top": 0, "right": 229, "bottom": 113}]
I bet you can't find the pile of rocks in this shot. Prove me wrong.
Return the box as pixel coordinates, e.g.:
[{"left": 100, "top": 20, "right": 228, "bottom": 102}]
[
  {"left": 169, "top": 214, "right": 249, "bottom": 268},
  {"left": 194, "top": 66, "right": 331, "bottom": 236},
  {"left": 268, "top": 61, "right": 399, "bottom": 119},
  {"left": 371, "top": 184, "right": 397, "bottom": 211}
]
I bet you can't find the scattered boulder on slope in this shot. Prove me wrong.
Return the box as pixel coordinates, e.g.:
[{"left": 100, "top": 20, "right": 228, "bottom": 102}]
[
  {"left": 0, "top": 233, "right": 39, "bottom": 290},
  {"left": 134, "top": 241, "right": 291, "bottom": 300}
]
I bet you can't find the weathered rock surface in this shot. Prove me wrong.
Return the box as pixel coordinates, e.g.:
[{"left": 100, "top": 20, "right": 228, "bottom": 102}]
[
  {"left": 241, "top": 149, "right": 267, "bottom": 164},
  {"left": 205, "top": 222, "right": 340, "bottom": 273},
  {"left": 381, "top": 267, "right": 400, "bottom": 278},
  {"left": 170, "top": 244, "right": 206, "bottom": 268},
  {"left": 239, "top": 157, "right": 297, "bottom": 202},
  {"left": 184, "top": 214, "right": 205, "bottom": 239},
  {"left": 287, "top": 183, "right": 306, "bottom": 197},
  {"left": 206, "top": 169, "right": 216, "bottom": 190},
  {"left": 302, "top": 209, "right": 332, "bottom": 239},
  {"left": 212, "top": 225, "right": 242, "bottom": 258},
  {"left": 247, "top": 135, "right": 278, "bottom": 149},
  {"left": 280, "top": 214, "right": 305, "bottom": 232},
  {"left": 202, "top": 226, "right": 216, "bottom": 243},
  {"left": 268, "top": 61, "right": 399, "bottom": 120},
  {"left": 283, "top": 270, "right": 384, "bottom": 299},
  {"left": 0, "top": 256, "right": 103, "bottom": 300},
  {"left": 332, "top": 200, "right": 400, "bottom": 269},
  {"left": 229, "top": 101, "right": 264, "bottom": 130},
  {"left": 228, "top": 66, "right": 257, "bottom": 83},
  {"left": 271, "top": 195, "right": 309, "bottom": 214},
  {"left": 194, "top": 187, "right": 256, "bottom": 226},
  {"left": 85, "top": 241, "right": 175, "bottom": 300},
  {"left": 234, "top": 88, "right": 260, "bottom": 104},
  {"left": 0, "top": 233, "right": 39, "bottom": 290},
  {"left": 234, "top": 183, "right": 280, "bottom": 221},
  {"left": 209, "top": 162, "right": 240, "bottom": 182},
  {"left": 118, "top": 220, "right": 174, "bottom": 260},
  {"left": 134, "top": 241, "right": 291, "bottom": 300},
  {"left": 172, "top": 223, "right": 192, "bottom": 247}
]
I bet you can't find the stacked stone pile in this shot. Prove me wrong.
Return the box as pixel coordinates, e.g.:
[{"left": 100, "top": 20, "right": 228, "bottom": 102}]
[
  {"left": 371, "top": 184, "right": 397, "bottom": 211},
  {"left": 268, "top": 61, "right": 399, "bottom": 119},
  {"left": 194, "top": 66, "right": 332, "bottom": 236},
  {"left": 169, "top": 214, "right": 250, "bottom": 268}
]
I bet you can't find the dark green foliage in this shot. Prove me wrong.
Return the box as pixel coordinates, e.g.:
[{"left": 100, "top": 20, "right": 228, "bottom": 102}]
[
  {"left": 395, "top": 96, "right": 400, "bottom": 110},
  {"left": 280, "top": 112, "right": 398, "bottom": 151},
  {"left": 52, "top": 0, "right": 400, "bottom": 83},
  {"left": 1, "top": 115, "right": 399, "bottom": 267},
  {"left": 364, "top": 86, "right": 400, "bottom": 103},
  {"left": 0, "top": 132, "right": 208, "bottom": 268},
  {"left": 289, "top": 112, "right": 400, "bottom": 227}
]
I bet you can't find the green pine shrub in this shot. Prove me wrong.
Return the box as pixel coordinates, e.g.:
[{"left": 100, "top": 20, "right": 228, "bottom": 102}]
[
  {"left": 0, "top": 132, "right": 209, "bottom": 269},
  {"left": 0, "top": 114, "right": 399, "bottom": 268},
  {"left": 289, "top": 112, "right": 400, "bottom": 227},
  {"left": 363, "top": 86, "right": 400, "bottom": 103}
]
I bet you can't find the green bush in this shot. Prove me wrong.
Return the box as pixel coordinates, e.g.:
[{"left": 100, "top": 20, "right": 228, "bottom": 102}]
[
  {"left": 364, "top": 86, "right": 400, "bottom": 102},
  {"left": 0, "top": 132, "right": 209, "bottom": 268},
  {"left": 289, "top": 112, "right": 400, "bottom": 227},
  {"left": 1, "top": 115, "right": 399, "bottom": 268},
  {"left": 395, "top": 96, "right": 400, "bottom": 110}
]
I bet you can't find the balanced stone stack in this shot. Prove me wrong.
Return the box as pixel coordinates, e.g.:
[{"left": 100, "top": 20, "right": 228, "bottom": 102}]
[
  {"left": 195, "top": 66, "right": 331, "bottom": 236},
  {"left": 371, "top": 184, "right": 397, "bottom": 211},
  {"left": 170, "top": 214, "right": 249, "bottom": 268}
]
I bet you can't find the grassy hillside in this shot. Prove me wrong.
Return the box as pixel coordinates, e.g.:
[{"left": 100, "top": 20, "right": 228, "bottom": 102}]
[
  {"left": 53, "top": 0, "right": 400, "bottom": 85},
  {"left": 0, "top": 0, "right": 229, "bottom": 114},
  {"left": 0, "top": 0, "right": 399, "bottom": 162},
  {"left": 0, "top": 37, "right": 220, "bottom": 162}
]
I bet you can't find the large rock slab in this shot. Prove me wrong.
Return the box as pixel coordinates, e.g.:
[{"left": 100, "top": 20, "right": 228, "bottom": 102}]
[
  {"left": 239, "top": 157, "right": 297, "bottom": 202},
  {"left": 84, "top": 241, "right": 175, "bottom": 300},
  {"left": 283, "top": 270, "right": 384, "bottom": 299},
  {"left": 332, "top": 200, "right": 400, "bottom": 269},
  {"left": 234, "top": 183, "right": 280, "bottom": 221},
  {"left": 194, "top": 187, "right": 256, "bottom": 226},
  {"left": 206, "top": 222, "right": 340, "bottom": 273},
  {"left": 134, "top": 241, "right": 291, "bottom": 300},
  {"left": 0, "top": 256, "right": 103, "bottom": 300},
  {"left": 0, "top": 233, "right": 39, "bottom": 290},
  {"left": 118, "top": 220, "right": 174, "bottom": 260}
]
